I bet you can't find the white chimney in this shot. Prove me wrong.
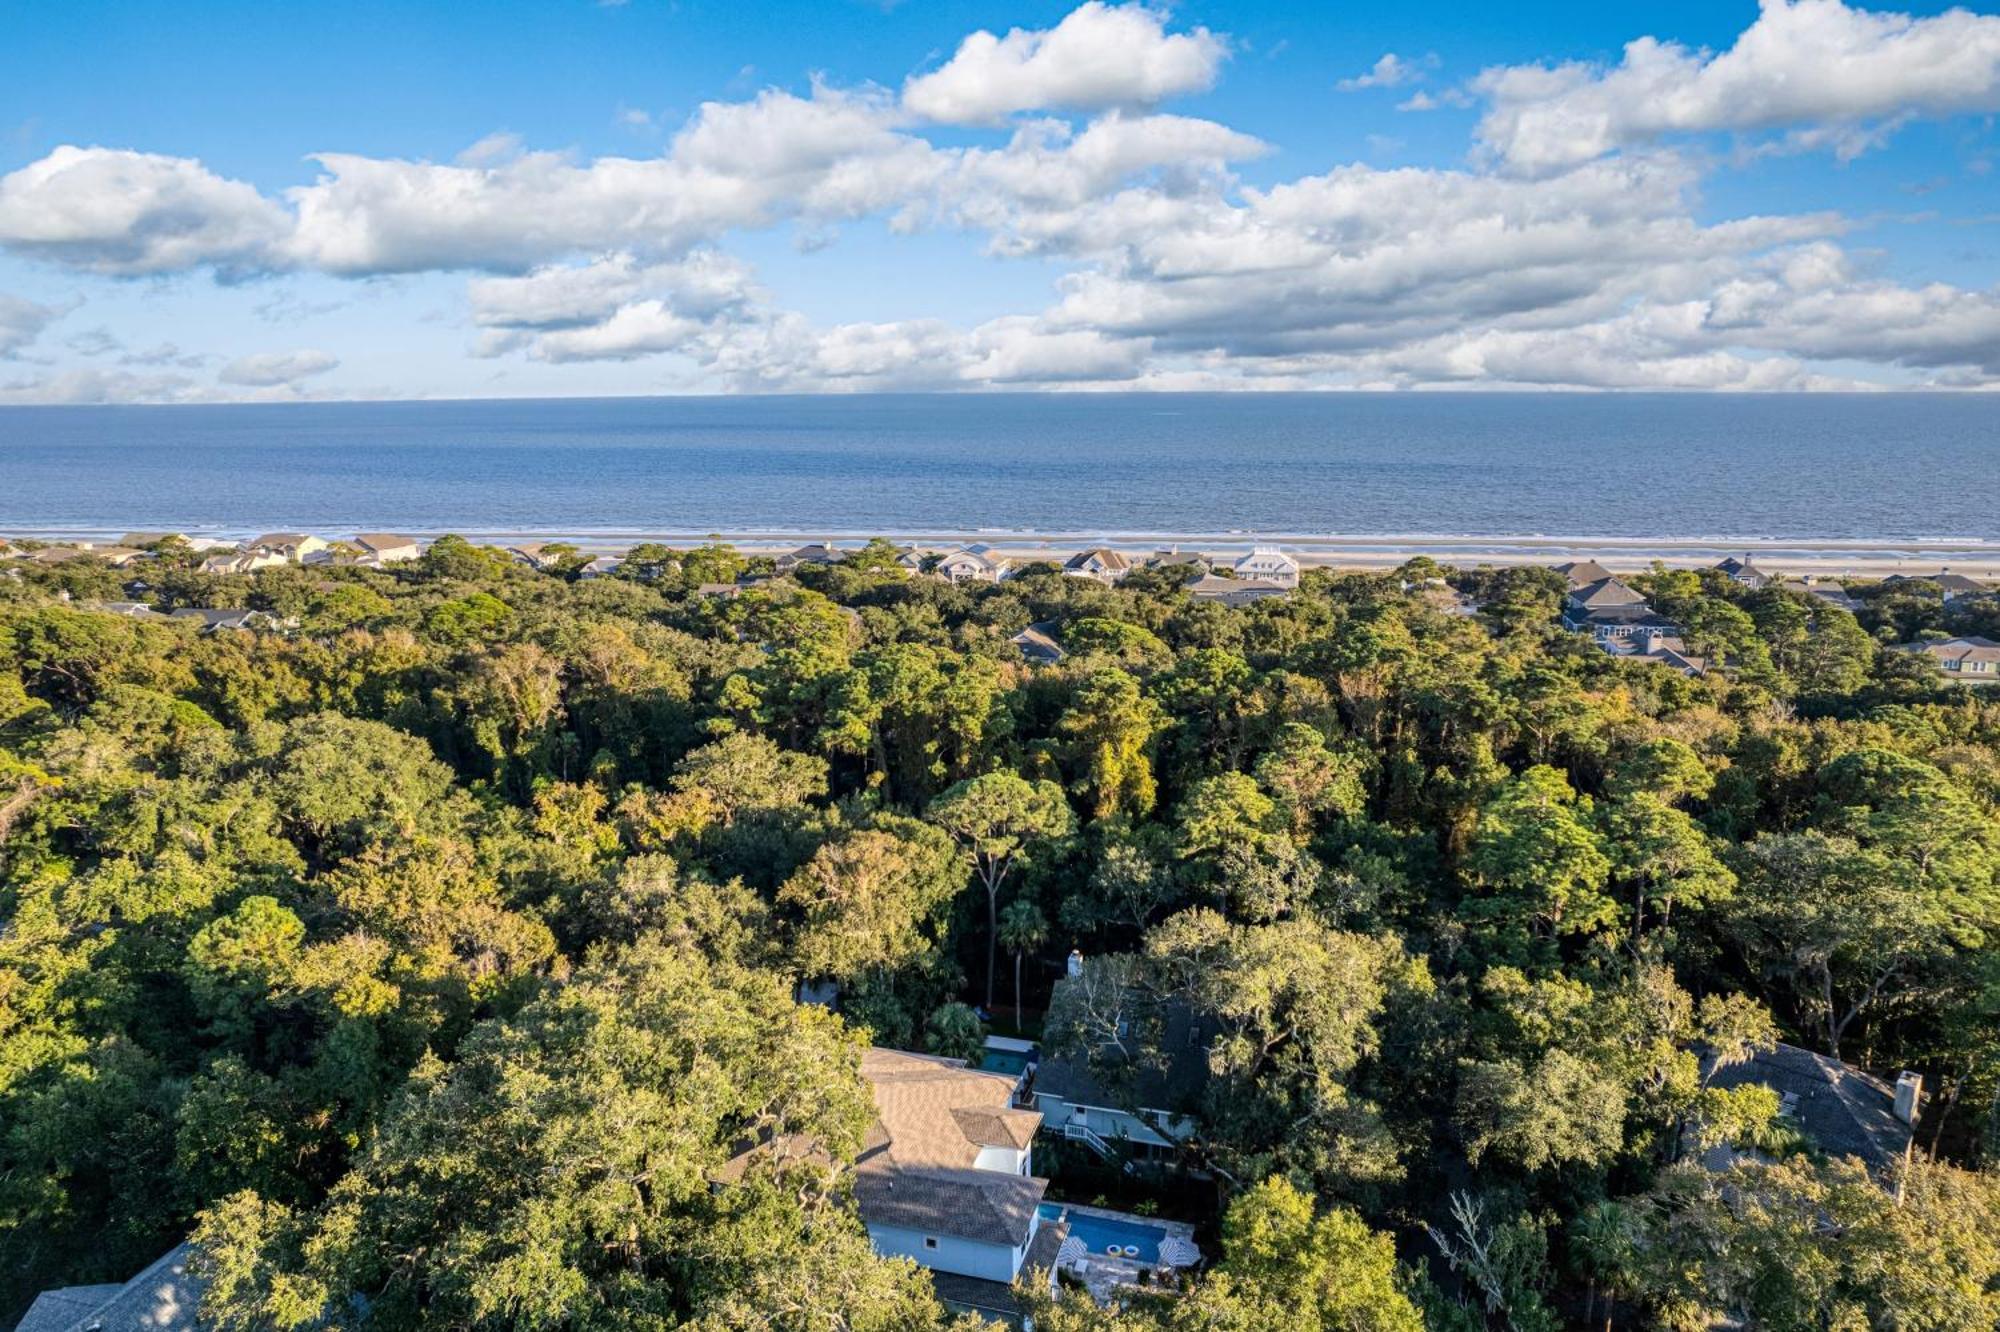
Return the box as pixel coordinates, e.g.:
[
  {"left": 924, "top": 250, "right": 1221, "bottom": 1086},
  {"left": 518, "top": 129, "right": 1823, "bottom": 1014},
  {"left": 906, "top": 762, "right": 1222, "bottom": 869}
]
[
  {"left": 1894, "top": 1071, "right": 1922, "bottom": 1125},
  {"left": 1066, "top": 949, "right": 1084, "bottom": 978}
]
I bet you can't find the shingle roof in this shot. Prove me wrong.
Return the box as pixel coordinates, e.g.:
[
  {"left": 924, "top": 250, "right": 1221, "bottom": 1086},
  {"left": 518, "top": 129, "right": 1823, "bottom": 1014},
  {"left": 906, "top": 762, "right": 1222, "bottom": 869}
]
[
  {"left": 1011, "top": 624, "right": 1065, "bottom": 664},
  {"left": 1064, "top": 549, "right": 1131, "bottom": 572},
  {"left": 1705, "top": 1043, "right": 1914, "bottom": 1176},
  {"left": 1901, "top": 636, "right": 2000, "bottom": 665},
  {"left": 1035, "top": 989, "right": 1212, "bottom": 1116},
  {"left": 1567, "top": 576, "right": 1649, "bottom": 609},
  {"left": 14, "top": 1244, "right": 205, "bottom": 1332},
  {"left": 1553, "top": 560, "right": 1614, "bottom": 587},
  {"left": 854, "top": 1049, "right": 1047, "bottom": 1248},
  {"left": 353, "top": 533, "right": 418, "bottom": 551}
]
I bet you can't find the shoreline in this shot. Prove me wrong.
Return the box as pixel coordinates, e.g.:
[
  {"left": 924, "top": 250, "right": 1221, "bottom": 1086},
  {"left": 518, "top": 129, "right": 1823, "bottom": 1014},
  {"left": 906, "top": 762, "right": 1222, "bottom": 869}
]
[{"left": 9, "top": 526, "right": 2000, "bottom": 578}]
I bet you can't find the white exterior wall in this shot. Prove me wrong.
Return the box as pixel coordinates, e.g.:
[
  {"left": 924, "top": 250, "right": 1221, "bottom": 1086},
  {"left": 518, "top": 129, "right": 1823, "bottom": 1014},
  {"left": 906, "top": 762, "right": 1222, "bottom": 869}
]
[
  {"left": 867, "top": 1222, "right": 1026, "bottom": 1283},
  {"left": 973, "top": 1144, "right": 1031, "bottom": 1175}
]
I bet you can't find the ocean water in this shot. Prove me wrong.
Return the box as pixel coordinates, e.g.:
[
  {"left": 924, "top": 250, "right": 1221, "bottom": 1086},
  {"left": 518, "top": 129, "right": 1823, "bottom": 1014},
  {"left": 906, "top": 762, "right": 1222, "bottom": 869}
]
[{"left": 0, "top": 393, "right": 1994, "bottom": 541}]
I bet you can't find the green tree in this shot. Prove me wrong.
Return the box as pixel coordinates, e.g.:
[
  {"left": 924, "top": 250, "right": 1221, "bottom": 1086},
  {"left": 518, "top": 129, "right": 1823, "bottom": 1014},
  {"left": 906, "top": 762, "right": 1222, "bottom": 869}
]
[{"left": 928, "top": 772, "right": 1074, "bottom": 1009}]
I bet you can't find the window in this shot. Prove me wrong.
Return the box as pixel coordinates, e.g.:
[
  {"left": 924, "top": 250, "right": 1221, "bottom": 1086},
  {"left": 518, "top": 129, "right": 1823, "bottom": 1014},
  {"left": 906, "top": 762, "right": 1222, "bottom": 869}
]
[{"left": 924, "top": 1236, "right": 939, "bottom": 1250}]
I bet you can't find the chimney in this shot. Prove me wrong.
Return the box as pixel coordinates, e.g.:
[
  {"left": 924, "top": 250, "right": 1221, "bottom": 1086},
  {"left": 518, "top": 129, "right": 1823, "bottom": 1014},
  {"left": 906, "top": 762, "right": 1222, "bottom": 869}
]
[
  {"left": 1066, "top": 949, "right": 1084, "bottom": 978},
  {"left": 1894, "top": 1070, "right": 1922, "bottom": 1125}
]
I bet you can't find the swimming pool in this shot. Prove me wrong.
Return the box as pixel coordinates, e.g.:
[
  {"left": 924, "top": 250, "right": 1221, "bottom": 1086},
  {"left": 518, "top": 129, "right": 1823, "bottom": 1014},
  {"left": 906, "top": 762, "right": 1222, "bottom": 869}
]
[{"left": 1038, "top": 1203, "right": 1168, "bottom": 1264}]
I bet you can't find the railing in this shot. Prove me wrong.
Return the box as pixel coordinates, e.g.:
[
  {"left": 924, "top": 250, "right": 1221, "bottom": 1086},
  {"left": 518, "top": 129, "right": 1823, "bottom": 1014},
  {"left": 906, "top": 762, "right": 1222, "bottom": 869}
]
[{"left": 1060, "top": 1123, "right": 1115, "bottom": 1158}]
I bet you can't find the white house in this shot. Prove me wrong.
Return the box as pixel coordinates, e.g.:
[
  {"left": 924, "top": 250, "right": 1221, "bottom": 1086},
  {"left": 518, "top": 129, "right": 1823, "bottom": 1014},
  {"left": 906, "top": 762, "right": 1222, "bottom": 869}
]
[
  {"left": 1062, "top": 549, "right": 1132, "bottom": 584},
  {"left": 1232, "top": 548, "right": 1299, "bottom": 588},
  {"left": 934, "top": 545, "right": 1011, "bottom": 584},
  {"left": 715, "top": 1047, "right": 1065, "bottom": 1321}
]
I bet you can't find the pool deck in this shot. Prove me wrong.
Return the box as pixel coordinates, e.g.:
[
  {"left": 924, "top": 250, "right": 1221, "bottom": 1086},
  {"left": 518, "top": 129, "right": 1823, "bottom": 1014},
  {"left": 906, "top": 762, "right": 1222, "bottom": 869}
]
[{"left": 1052, "top": 1203, "right": 1200, "bottom": 1304}]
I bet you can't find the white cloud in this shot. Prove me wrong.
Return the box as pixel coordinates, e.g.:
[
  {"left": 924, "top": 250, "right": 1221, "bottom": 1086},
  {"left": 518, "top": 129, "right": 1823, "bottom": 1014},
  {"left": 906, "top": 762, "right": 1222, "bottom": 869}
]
[
  {"left": 0, "top": 292, "right": 64, "bottom": 358},
  {"left": 1475, "top": 0, "right": 2000, "bottom": 174},
  {"left": 218, "top": 348, "right": 340, "bottom": 386},
  {"left": 281, "top": 88, "right": 935, "bottom": 275},
  {"left": 0, "top": 146, "right": 290, "bottom": 276},
  {"left": 2, "top": 0, "right": 1998, "bottom": 393},
  {"left": 0, "top": 366, "right": 202, "bottom": 404},
  {"left": 1337, "top": 53, "right": 1433, "bottom": 92},
  {"left": 903, "top": 2, "right": 1227, "bottom": 125}
]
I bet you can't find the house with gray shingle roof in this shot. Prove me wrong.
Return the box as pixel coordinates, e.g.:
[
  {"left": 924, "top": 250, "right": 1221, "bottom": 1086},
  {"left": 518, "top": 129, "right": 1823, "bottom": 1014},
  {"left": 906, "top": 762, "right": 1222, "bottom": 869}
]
[
  {"left": 13, "top": 1243, "right": 205, "bottom": 1332},
  {"left": 1883, "top": 569, "right": 1990, "bottom": 602},
  {"left": 1553, "top": 559, "right": 1615, "bottom": 588},
  {"left": 1702, "top": 1043, "right": 1920, "bottom": 1185},
  {"left": 1895, "top": 635, "right": 2000, "bottom": 684},
  {"left": 1185, "top": 574, "right": 1289, "bottom": 607},
  {"left": 1011, "top": 623, "right": 1065, "bottom": 665},
  {"left": 1714, "top": 555, "right": 1776, "bottom": 588}
]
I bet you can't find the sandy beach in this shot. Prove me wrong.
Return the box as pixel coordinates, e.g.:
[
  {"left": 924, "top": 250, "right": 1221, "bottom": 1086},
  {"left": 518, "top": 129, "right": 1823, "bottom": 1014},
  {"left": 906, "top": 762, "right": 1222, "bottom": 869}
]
[{"left": 17, "top": 528, "right": 2000, "bottom": 580}]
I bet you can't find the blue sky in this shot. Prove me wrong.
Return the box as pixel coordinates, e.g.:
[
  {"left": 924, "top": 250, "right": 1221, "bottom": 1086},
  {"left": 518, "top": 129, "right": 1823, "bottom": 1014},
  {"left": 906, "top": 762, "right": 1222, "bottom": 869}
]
[{"left": 1, "top": 0, "right": 1997, "bottom": 398}]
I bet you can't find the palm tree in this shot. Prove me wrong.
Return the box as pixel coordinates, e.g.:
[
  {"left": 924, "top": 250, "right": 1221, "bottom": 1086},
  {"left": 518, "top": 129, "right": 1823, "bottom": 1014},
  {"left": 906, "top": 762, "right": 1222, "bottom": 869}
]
[{"left": 996, "top": 899, "right": 1048, "bottom": 1025}]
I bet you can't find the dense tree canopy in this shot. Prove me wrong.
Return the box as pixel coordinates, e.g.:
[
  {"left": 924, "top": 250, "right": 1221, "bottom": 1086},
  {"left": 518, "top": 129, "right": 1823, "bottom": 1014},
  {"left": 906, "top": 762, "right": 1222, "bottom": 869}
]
[{"left": 2, "top": 544, "right": 1998, "bottom": 1328}]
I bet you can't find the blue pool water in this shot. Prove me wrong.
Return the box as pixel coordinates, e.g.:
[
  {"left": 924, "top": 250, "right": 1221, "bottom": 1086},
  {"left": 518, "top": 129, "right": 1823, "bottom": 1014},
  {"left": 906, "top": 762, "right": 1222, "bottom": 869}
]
[{"left": 1039, "top": 1203, "right": 1167, "bottom": 1263}]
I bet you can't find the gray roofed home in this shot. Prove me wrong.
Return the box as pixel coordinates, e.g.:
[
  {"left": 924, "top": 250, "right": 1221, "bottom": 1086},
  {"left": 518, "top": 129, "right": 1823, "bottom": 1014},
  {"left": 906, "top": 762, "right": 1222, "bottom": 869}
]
[
  {"left": 1703, "top": 1043, "right": 1920, "bottom": 1184},
  {"left": 1714, "top": 555, "right": 1776, "bottom": 588},
  {"left": 171, "top": 607, "right": 283, "bottom": 633},
  {"left": 1010, "top": 623, "right": 1066, "bottom": 665},
  {"left": 775, "top": 543, "right": 844, "bottom": 572},
  {"left": 1553, "top": 559, "right": 1615, "bottom": 588},
  {"left": 1146, "top": 547, "right": 1211, "bottom": 573},
  {"left": 1564, "top": 576, "right": 1649, "bottom": 611},
  {"left": 1883, "top": 569, "right": 1989, "bottom": 601},
  {"left": 89, "top": 601, "right": 169, "bottom": 620},
  {"left": 1034, "top": 965, "right": 1209, "bottom": 1161},
  {"left": 1895, "top": 635, "right": 2000, "bottom": 683},
  {"left": 13, "top": 1243, "right": 205, "bottom": 1332},
  {"left": 1185, "top": 573, "right": 1290, "bottom": 607}
]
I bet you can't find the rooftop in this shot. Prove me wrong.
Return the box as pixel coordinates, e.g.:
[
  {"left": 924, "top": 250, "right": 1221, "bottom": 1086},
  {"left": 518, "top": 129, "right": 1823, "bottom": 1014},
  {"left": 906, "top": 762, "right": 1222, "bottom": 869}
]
[{"left": 852, "top": 1048, "right": 1048, "bottom": 1250}]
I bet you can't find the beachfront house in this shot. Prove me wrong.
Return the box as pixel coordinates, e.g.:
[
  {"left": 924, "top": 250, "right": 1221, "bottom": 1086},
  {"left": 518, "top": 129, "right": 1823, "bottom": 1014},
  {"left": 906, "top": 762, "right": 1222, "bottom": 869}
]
[
  {"left": 14, "top": 1243, "right": 205, "bottom": 1332},
  {"left": 1882, "top": 569, "right": 1990, "bottom": 602},
  {"left": 247, "top": 532, "right": 329, "bottom": 563},
  {"left": 776, "top": 543, "right": 843, "bottom": 572},
  {"left": 1147, "top": 548, "right": 1211, "bottom": 575},
  {"left": 1232, "top": 548, "right": 1299, "bottom": 588},
  {"left": 1552, "top": 559, "right": 1616, "bottom": 588},
  {"left": 578, "top": 555, "right": 624, "bottom": 579},
  {"left": 1895, "top": 636, "right": 2000, "bottom": 683},
  {"left": 1701, "top": 1043, "right": 1920, "bottom": 1188},
  {"left": 353, "top": 533, "right": 422, "bottom": 565},
  {"left": 1062, "top": 549, "right": 1132, "bottom": 584},
  {"left": 1714, "top": 555, "right": 1776, "bottom": 588},
  {"left": 934, "top": 545, "right": 1011, "bottom": 584}
]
